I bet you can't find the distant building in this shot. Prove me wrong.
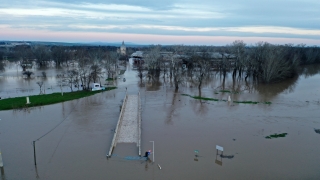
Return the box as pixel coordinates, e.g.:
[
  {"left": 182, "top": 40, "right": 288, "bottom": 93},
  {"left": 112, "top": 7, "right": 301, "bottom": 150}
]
[
  {"left": 118, "top": 41, "right": 128, "bottom": 60},
  {"left": 131, "top": 51, "right": 144, "bottom": 64},
  {"left": 117, "top": 41, "right": 126, "bottom": 56}
]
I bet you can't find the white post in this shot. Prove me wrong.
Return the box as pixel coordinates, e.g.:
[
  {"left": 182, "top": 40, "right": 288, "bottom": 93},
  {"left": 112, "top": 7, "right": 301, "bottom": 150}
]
[
  {"left": 228, "top": 96, "right": 231, "bottom": 102},
  {"left": 150, "top": 141, "right": 154, "bottom": 162},
  {"left": 26, "top": 97, "right": 30, "bottom": 104},
  {"left": 0, "top": 148, "right": 3, "bottom": 167}
]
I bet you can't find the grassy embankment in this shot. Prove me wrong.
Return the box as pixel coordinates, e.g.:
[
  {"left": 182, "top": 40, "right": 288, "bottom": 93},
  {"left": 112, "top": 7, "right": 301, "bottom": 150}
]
[
  {"left": 0, "top": 87, "right": 117, "bottom": 111},
  {"left": 181, "top": 91, "right": 272, "bottom": 105}
]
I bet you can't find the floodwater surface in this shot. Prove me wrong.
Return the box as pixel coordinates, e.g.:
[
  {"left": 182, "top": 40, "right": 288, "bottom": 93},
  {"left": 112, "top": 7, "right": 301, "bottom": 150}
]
[{"left": 0, "top": 63, "right": 320, "bottom": 180}]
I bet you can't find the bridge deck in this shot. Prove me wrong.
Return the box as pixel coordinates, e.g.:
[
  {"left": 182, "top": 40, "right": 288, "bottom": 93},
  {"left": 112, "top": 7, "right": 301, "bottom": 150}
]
[
  {"left": 117, "top": 95, "right": 139, "bottom": 143},
  {"left": 107, "top": 93, "right": 141, "bottom": 157}
]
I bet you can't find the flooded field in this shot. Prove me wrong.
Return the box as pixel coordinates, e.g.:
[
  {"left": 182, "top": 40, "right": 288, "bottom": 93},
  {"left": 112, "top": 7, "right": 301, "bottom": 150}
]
[{"left": 0, "top": 62, "right": 320, "bottom": 179}]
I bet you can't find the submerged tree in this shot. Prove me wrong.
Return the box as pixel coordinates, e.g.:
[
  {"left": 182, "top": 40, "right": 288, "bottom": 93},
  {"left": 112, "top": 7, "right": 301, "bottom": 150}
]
[
  {"left": 64, "top": 69, "right": 79, "bottom": 92},
  {"left": 137, "top": 64, "right": 145, "bottom": 84},
  {"left": 230, "top": 40, "right": 246, "bottom": 78},
  {"left": 36, "top": 81, "right": 44, "bottom": 94},
  {"left": 259, "top": 45, "right": 299, "bottom": 83},
  {"left": 169, "top": 45, "right": 186, "bottom": 91},
  {"left": 14, "top": 45, "right": 33, "bottom": 64},
  {"left": 89, "top": 64, "right": 103, "bottom": 85},
  {"left": 33, "top": 45, "right": 51, "bottom": 67},
  {"left": 0, "top": 60, "right": 5, "bottom": 72},
  {"left": 144, "top": 45, "right": 162, "bottom": 70},
  {"left": 145, "top": 45, "right": 162, "bottom": 83},
  {"left": 188, "top": 48, "right": 211, "bottom": 90},
  {"left": 75, "top": 49, "right": 90, "bottom": 90},
  {"left": 244, "top": 42, "right": 298, "bottom": 83},
  {"left": 57, "top": 73, "right": 69, "bottom": 95},
  {"left": 52, "top": 46, "right": 71, "bottom": 67},
  {"left": 22, "top": 71, "right": 34, "bottom": 78},
  {"left": 104, "top": 51, "right": 118, "bottom": 79}
]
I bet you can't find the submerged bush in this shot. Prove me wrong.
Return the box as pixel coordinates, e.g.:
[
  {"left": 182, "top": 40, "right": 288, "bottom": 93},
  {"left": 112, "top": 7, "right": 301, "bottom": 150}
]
[{"left": 265, "top": 133, "right": 288, "bottom": 139}]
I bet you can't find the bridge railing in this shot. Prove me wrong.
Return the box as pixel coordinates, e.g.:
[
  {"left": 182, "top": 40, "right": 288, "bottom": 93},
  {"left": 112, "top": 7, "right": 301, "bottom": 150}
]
[
  {"left": 107, "top": 93, "right": 128, "bottom": 157},
  {"left": 138, "top": 91, "right": 142, "bottom": 156}
]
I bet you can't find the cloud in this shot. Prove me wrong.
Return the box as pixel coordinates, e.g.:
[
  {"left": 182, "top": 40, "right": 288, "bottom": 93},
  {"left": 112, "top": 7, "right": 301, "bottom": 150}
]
[
  {"left": 0, "top": 0, "right": 320, "bottom": 45},
  {"left": 2, "top": 25, "right": 320, "bottom": 46}
]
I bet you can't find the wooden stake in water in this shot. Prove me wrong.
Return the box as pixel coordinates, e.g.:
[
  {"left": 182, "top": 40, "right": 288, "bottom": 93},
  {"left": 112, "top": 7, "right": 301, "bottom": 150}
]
[{"left": 0, "top": 148, "right": 3, "bottom": 167}]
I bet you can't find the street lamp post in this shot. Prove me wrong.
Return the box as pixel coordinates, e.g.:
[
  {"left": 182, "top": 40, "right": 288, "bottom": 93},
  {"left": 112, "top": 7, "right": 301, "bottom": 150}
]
[{"left": 150, "top": 141, "right": 154, "bottom": 162}]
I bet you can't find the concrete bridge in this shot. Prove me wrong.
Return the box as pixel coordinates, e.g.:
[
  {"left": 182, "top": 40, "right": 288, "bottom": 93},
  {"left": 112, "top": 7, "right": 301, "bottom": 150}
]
[{"left": 107, "top": 92, "right": 142, "bottom": 157}]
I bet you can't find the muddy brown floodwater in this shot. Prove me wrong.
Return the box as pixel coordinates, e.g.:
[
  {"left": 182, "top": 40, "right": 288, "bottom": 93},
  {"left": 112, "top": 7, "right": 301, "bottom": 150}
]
[{"left": 0, "top": 63, "right": 320, "bottom": 180}]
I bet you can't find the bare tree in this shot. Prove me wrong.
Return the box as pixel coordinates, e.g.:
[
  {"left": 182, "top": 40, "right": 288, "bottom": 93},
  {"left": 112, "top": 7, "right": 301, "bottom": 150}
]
[
  {"left": 258, "top": 44, "right": 299, "bottom": 83},
  {"left": 216, "top": 46, "right": 231, "bottom": 76},
  {"left": 0, "top": 50, "right": 6, "bottom": 71},
  {"left": 89, "top": 48, "right": 105, "bottom": 63},
  {"left": 75, "top": 49, "right": 90, "bottom": 90},
  {"left": 36, "top": 81, "right": 44, "bottom": 94},
  {"left": 20, "top": 59, "right": 33, "bottom": 71},
  {"left": 52, "top": 46, "right": 70, "bottom": 67},
  {"left": 137, "top": 64, "right": 145, "bottom": 84},
  {"left": 0, "top": 60, "right": 5, "bottom": 72},
  {"left": 22, "top": 71, "right": 34, "bottom": 78},
  {"left": 305, "top": 46, "right": 320, "bottom": 64},
  {"left": 33, "top": 45, "right": 51, "bottom": 67},
  {"left": 144, "top": 45, "right": 163, "bottom": 87},
  {"left": 78, "top": 60, "right": 90, "bottom": 90},
  {"left": 230, "top": 40, "right": 246, "bottom": 78},
  {"left": 189, "top": 49, "right": 211, "bottom": 90},
  {"left": 65, "top": 69, "right": 79, "bottom": 92},
  {"left": 57, "top": 74, "right": 67, "bottom": 95},
  {"left": 104, "top": 51, "right": 118, "bottom": 79},
  {"left": 89, "top": 64, "right": 103, "bottom": 86},
  {"left": 169, "top": 45, "right": 186, "bottom": 91},
  {"left": 144, "top": 45, "right": 162, "bottom": 71},
  {"left": 14, "top": 45, "right": 33, "bottom": 62}
]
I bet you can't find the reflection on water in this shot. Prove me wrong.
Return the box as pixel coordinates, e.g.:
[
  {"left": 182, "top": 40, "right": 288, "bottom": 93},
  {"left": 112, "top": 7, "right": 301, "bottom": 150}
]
[
  {"left": 255, "top": 75, "right": 299, "bottom": 99},
  {"left": 0, "top": 167, "right": 5, "bottom": 180},
  {"left": 299, "top": 64, "right": 320, "bottom": 78},
  {"left": 215, "top": 152, "right": 223, "bottom": 166},
  {"left": 34, "top": 165, "right": 40, "bottom": 179}
]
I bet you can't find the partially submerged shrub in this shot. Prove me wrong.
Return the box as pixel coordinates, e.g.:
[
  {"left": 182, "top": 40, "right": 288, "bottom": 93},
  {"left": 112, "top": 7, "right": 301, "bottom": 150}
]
[{"left": 265, "top": 133, "right": 288, "bottom": 139}]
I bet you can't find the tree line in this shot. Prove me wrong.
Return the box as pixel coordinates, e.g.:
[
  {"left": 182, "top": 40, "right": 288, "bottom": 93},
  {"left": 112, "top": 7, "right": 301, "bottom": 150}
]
[
  {"left": 141, "top": 41, "right": 320, "bottom": 91},
  {"left": 1, "top": 41, "right": 320, "bottom": 92},
  {"left": 0, "top": 45, "right": 122, "bottom": 91}
]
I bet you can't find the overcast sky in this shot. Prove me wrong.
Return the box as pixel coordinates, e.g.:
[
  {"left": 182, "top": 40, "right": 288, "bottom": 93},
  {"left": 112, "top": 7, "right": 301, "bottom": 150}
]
[{"left": 1, "top": 0, "right": 320, "bottom": 45}]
